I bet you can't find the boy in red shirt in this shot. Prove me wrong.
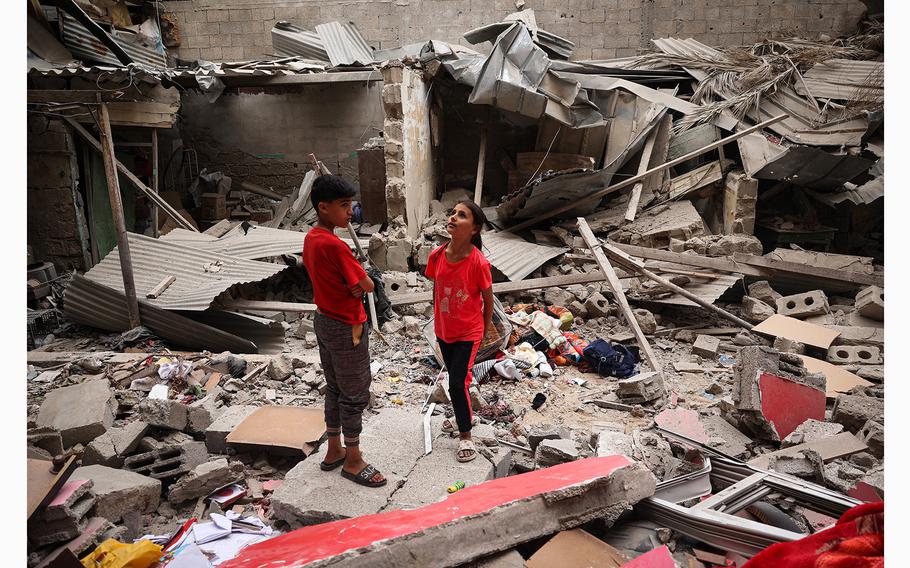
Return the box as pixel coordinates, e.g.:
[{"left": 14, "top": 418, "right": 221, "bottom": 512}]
[
  {"left": 302, "top": 175, "right": 386, "bottom": 488},
  {"left": 425, "top": 200, "right": 493, "bottom": 462}
]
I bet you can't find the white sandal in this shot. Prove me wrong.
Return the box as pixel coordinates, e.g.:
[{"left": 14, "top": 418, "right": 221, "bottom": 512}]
[
  {"left": 442, "top": 416, "right": 477, "bottom": 434},
  {"left": 456, "top": 439, "right": 477, "bottom": 462}
]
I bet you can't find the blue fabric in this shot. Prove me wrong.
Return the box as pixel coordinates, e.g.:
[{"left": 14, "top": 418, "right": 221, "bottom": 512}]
[{"left": 582, "top": 339, "right": 640, "bottom": 378}]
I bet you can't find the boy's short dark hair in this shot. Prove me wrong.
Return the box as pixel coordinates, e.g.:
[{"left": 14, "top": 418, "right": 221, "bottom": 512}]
[{"left": 311, "top": 175, "right": 356, "bottom": 210}]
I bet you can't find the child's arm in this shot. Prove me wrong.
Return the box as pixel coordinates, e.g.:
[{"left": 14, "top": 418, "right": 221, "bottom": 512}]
[
  {"left": 481, "top": 285, "right": 494, "bottom": 334},
  {"left": 349, "top": 275, "right": 375, "bottom": 297}
]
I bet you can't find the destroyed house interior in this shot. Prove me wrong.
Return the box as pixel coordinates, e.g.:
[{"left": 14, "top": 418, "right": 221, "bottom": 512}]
[{"left": 24, "top": 0, "right": 889, "bottom": 566}]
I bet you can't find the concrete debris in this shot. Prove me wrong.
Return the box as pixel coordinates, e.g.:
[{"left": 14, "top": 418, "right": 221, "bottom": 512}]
[
  {"left": 616, "top": 372, "right": 666, "bottom": 403},
  {"left": 858, "top": 419, "right": 884, "bottom": 458},
  {"left": 741, "top": 296, "right": 776, "bottom": 323},
  {"left": 35, "top": 379, "right": 116, "bottom": 447},
  {"left": 138, "top": 397, "right": 188, "bottom": 431},
  {"left": 782, "top": 419, "right": 843, "bottom": 448},
  {"left": 168, "top": 458, "right": 245, "bottom": 503},
  {"left": 678, "top": 234, "right": 763, "bottom": 257},
  {"left": 692, "top": 334, "right": 720, "bottom": 359},
  {"left": 69, "top": 465, "right": 161, "bottom": 523},
  {"left": 83, "top": 421, "right": 149, "bottom": 467},
  {"left": 747, "top": 281, "right": 783, "bottom": 306},
  {"left": 768, "top": 449, "right": 826, "bottom": 483},
  {"left": 776, "top": 290, "right": 830, "bottom": 319},
  {"left": 855, "top": 285, "right": 884, "bottom": 321},
  {"left": 633, "top": 308, "right": 658, "bottom": 334},
  {"left": 831, "top": 393, "right": 884, "bottom": 433},
  {"left": 205, "top": 405, "right": 258, "bottom": 454},
  {"left": 534, "top": 438, "right": 579, "bottom": 468},
  {"left": 123, "top": 441, "right": 209, "bottom": 481},
  {"left": 28, "top": 479, "right": 96, "bottom": 546}
]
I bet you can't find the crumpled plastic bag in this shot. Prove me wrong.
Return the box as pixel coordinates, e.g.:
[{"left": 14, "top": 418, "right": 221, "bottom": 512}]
[{"left": 80, "top": 538, "right": 162, "bottom": 568}]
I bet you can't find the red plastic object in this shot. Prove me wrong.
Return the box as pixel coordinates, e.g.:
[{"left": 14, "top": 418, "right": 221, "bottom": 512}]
[
  {"left": 758, "top": 372, "right": 825, "bottom": 440},
  {"left": 220, "top": 456, "right": 633, "bottom": 568}
]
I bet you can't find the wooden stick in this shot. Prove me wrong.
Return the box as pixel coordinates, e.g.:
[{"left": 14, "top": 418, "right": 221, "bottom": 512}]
[
  {"left": 474, "top": 120, "right": 488, "bottom": 205},
  {"left": 601, "top": 241, "right": 754, "bottom": 329},
  {"left": 97, "top": 102, "right": 141, "bottom": 329},
  {"left": 577, "top": 218, "right": 663, "bottom": 378},
  {"left": 146, "top": 275, "right": 176, "bottom": 299},
  {"left": 504, "top": 114, "right": 788, "bottom": 233},
  {"left": 624, "top": 127, "right": 658, "bottom": 222},
  {"left": 64, "top": 118, "right": 198, "bottom": 232},
  {"left": 151, "top": 128, "right": 159, "bottom": 238}
]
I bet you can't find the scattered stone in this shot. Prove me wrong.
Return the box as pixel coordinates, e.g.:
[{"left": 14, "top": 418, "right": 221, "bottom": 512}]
[
  {"left": 692, "top": 335, "right": 720, "bottom": 359},
  {"left": 402, "top": 316, "right": 424, "bottom": 339},
  {"left": 585, "top": 292, "right": 611, "bottom": 318},
  {"left": 831, "top": 394, "right": 884, "bottom": 433},
  {"left": 138, "top": 398, "right": 188, "bottom": 431},
  {"left": 595, "top": 429, "right": 635, "bottom": 458},
  {"left": 849, "top": 452, "right": 877, "bottom": 469},
  {"left": 855, "top": 286, "right": 884, "bottom": 321},
  {"left": 616, "top": 372, "right": 665, "bottom": 403},
  {"left": 205, "top": 405, "right": 258, "bottom": 454},
  {"left": 469, "top": 386, "right": 487, "bottom": 410},
  {"left": 748, "top": 281, "right": 782, "bottom": 306},
  {"left": 858, "top": 419, "right": 884, "bottom": 458},
  {"left": 527, "top": 427, "right": 562, "bottom": 452},
  {"left": 168, "top": 458, "right": 245, "bottom": 504},
  {"left": 633, "top": 309, "right": 657, "bottom": 334},
  {"left": 69, "top": 465, "right": 161, "bottom": 522},
  {"left": 304, "top": 332, "right": 318, "bottom": 348},
  {"left": 706, "top": 381, "right": 724, "bottom": 395},
  {"left": 741, "top": 296, "right": 775, "bottom": 323},
  {"left": 534, "top": 438, "right": 579, "bottom": 469},
  {"left": 268, "top": 354, "right": 294, "bottom": 381},
  {"left": 768, "top": 450, "right": 825, "bottom": 483},
  {"left": 773, "top": 337, "right": 806, "bottom": 354},
  {"left": 36, "top": 379, "right": 116, "bottom": 447},
  {"left": 27, "top": 426, "right": 64, "bottom": 457},
  {"left": 782, "top": 419, "right": 843, "bottom": 448}
]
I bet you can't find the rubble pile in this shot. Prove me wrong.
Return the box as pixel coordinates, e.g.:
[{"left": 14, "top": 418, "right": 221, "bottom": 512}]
[{"left": 25, "top": 5, "right": 886, "bottom": 568}]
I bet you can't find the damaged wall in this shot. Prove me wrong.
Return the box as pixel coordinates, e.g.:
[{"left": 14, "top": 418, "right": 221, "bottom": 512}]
[
  {"left": 178, "top": 83, "right": 385, "bottom": 194},
  {"left": 165, "top": 0, "right": 867, "bottom": 62},
  {"left": 27, "top": 116, "right": 91, "bottom": 272}
]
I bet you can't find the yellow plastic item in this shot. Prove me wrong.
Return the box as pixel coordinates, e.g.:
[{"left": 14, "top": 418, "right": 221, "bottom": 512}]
[{"left": 80, "top": 539, "right": 163, "bottom": 568}]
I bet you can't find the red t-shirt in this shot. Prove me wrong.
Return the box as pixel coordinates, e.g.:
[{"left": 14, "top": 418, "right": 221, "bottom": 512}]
[
  {"left": 302, "top": 227, "right": 367, "bottom": 325},
  {"left": 425, "top": 244, "right": 493, "bottom": 342}
]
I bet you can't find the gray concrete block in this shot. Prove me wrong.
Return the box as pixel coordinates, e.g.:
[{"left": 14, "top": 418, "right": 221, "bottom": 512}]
[
  {"left": 535, "top": 438, "right": 579, "bottom": 469},
  {"left": 186, "top": 389, "right": 224, "bottom": 435},
  {"left": 124, "top": 441, "right": 209, "bottom": 480},
  {"left": 776, "top": 290, "right": 830, "bottom": 319},
  {"left": 595, "top": 430, "right": 635, "bottom": 458},
  {"left": 826, "top": 345, "right": 882, "bottom": 365},
  {"left": 36, "top": 379, "right": 115, "bottom": 447},
  {"left": 855, "top": 286, "right": 883, "bottom": 321},
  {"left": 747, "top": 280, "right": 782, "bottom": 306},
  {"left": 832, "top": 394, "right": 884, "bottom": 433},
  {"left": 138, "top": 398, "right": 188, "bottom": 431},
  {"left": 584, "top": 292, "right": 611, "bottom": 318},
  {"left": 83, "top": 433, "right": 120, "bottom": 467},
  {"left": 633, "top": 308, "right": 657, "bottom": 334},
  {"left": 616, "top": 372, "right": 665, "bottom": 403},
  {"left": 70, "top": 465, "right": 161, "bottom": 522},
  {"left": 742, "top": 296, "right": 775, "bottom": 323},
  {"left": 485, "top": 447, "right": 512, "bottom": 479},
  {"left": 781, "top": 419, "right": 843, "bottom": 448},
  {"left": 205, "top": 405, "right": 257, "bottom": 453},
  {"left": 692, "top": 334, "right": 721, "bottom": 359},
  {"left": 858, "top": 419, "right": 884, "bottom": 459},
  {"left": 469, "top": 549, "right": 526, "bottom": 568},
  {"left": 168, "top": 458, "right": 245, "bottom": 504}
]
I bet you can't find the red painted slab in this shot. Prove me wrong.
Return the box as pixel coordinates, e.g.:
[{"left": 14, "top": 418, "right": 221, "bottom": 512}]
[
  {"left": 848, "top": 481, "right": 883, "bottom": 503},
  {"left": 655, "top": 408, "right": 709, "bottom": 444},
  {"left": 758, "top": 372, "right": 825, "bottom": 440},
  {"left": 221, "top": 456, "right": 633, "bottom": 568},
  {"left": 48, "top": 479, "right": 90, "bottom": 508},
  {"left": 621, "top": 545, "right": 676, "bottom": 567}
]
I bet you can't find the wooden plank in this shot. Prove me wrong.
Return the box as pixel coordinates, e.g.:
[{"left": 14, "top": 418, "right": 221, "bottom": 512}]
[
  {"left": 223, "top": 299, "right": 317, "bottom": 313},
  {"left": 151, "top": 128, "right": 159, "bottom": 238},
  {"left": 27, "top": 90, "right": 157, "bottom": 104},
  {"left": 732, "top": 253, "right": 883, "bottom": 287},
  {"left": 388, "top": 271, "right": 609, "bottom": 306},
  {"left": 666, "top": 160, "right": 725, "bottom": 200},
  {"left": 503, "top": 114, "right": 789, "bottom": 234},
  {"left": 748, "top": 432, "right": 868, "bottom": 469},
  {"left": 146, "top": 275, "right": 176, "bottom": 299},
  {"left": 577, "top": 218, "right": 663, "bottom": 377},
  {"left": 612, "top": 244, "right": 768, "bottom": 277},
  {"left": 624, "top": 126, "right": 659, "bottom": 222},
  {"left": 474, "top": 120, "right": 488, "bottom": 204},
  {"left": 98, "top": 102, "right": 141, "bottom": 329},
  {"left": 28, "top": 456, "right": 77, "bottom": 519}
]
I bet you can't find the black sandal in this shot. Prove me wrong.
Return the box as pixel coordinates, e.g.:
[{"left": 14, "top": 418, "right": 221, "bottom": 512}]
[
  {"left": 341, "top": 463, "right": 387, "bottom": 488},
  {"left": 320, "top": 456, "right": 346, "bottom": 471}
]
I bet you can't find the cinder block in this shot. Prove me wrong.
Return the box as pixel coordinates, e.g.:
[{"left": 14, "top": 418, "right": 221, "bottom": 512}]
[
  {"left": 826, "top": 345, "right": 882, "bottom": 365},
  {"left": 139, "top": 398, "right": 188, "bottom": 431},
  {"left": 776, "top": 290, "right": 830, "bottom": 319},
  {"left": 584, "top": 292, "right": 611, "bottom": 318},
  {"left": 855, "top": 286, "right": 884, "bottom": 321},
  {"left": 692, "top": 334, "right": 721, "bottom": 359},
  {"left": 123, "top": 441, "right": 208, "bottom": 480}
]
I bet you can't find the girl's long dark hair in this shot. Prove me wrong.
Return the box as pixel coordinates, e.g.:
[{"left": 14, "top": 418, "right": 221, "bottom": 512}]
[{"left": 458, "top": 200, "right": 487, "bottom": 251}]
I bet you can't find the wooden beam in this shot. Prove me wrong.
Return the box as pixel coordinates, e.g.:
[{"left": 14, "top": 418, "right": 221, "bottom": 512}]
[
  {"left": 151, "top": 128, "right": 159, "bottom": 238},
  {"left": 664, "top": 160, "right": 725, "bottom": 201},
  {"left": 222, "top": 299, "right": 318, "bottom": 313},
  {"left": 503, "top": 114, "right": 789, "bottom": 233},
  {"left": 474, "top": 119, "right": 488, "bottom": 205},
  {"left": 388, "top": 271, "right": 609, "bottom": 306},
  {"left": 731, "top": 253, "right": 883, "bottom": 287},
  {"left": 600, "top": 241, "right": 754, "bottom": 329},
  {"left": 28, "top": 90, "right": 156, "bottom": 104},
  {"left": 146, "top": 275, "right": 176, "bottom": 299},
  {"left": 238, "top": 180, "right": 284, "bottom": 201},
  {"left": 64, "top": 118, "right": 199, "bottom": 232},
  {"left": 624, "top": 127, "right": 658, "bottom": 222},
  {"left": 611, "top": 243, "right": 768, "bottom": 277},
  {"left": 97, "top": 102, "right": 141, "bottom": 328},
  {"left": 577, "top": 218, "right": 663, "bottom": 377}
]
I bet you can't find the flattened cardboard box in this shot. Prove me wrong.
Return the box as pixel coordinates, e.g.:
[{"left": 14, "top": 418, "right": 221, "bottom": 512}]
[{"left": 226, "top": 406, "right": 326, "bottom": 456}]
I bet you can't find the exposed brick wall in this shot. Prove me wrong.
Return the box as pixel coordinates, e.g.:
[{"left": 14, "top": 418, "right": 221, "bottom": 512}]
[
  {"left": 164, "top": 0, "right": 866, "bottom": 62},
  {"left": 27, "top": 117, "right": 91, "bottom": 272}
]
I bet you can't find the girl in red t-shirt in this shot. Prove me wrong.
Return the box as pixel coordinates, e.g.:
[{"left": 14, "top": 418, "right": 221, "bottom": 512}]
[{"left": 425, "top": 200, "right": 494, "bottom": 462}]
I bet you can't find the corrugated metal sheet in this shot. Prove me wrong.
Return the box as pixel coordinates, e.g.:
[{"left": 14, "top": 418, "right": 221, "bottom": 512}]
[
  {"left": 482, "top": 231, "right": 568, "bottom": 282},
  {"left": 315, "top": 21, "right": 374, "bottom": 66},
  {"left": 160, "top": 226, "right": 366, "bottom": 259},
  {"left": 271, "top": 21, "right": 330, "bottom": 62},
  {"left": 59, "top": 11, "right": 166, "bottom": 68},
  {"left": 177, "top": 310, "right": 286, "bottom": 354},
  {"left": 796, "top": 59, "right": 883, "bottom": 102},
  {"left": 64, "top": 275, "right": 260, "bottom": 353},
  {"left": 84, "top": 232, "right": 286, "bottom": 311},
  {"left": 650, "top": 38, "right": 872, "bottom": 147}
]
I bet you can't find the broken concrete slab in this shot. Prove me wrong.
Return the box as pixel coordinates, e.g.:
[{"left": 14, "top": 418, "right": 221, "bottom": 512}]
[
  {"left": 123, "top": 441, "right": 208, "bottom": 481},
  {"left": 768, "top": 450, "right": 826, "bottom": 483},
  {"left": 741, "top": 296, "right": 775, "bottom": 323},
  {"left": 616, "top": 372, "right": 665, "bottom": 403},
  {"left": 828, "top": 325, "right": 883, "bottom": 348},
  {"left": 271, "top": 408, "right": 430, "bottom": 527},
  {"left": 692, "top": 334, "right": 720, "bottom": 359},
  {"left": 205, "top": 405, "right": 258, "bottom": 454},
  {"left": 858, "top": 419, "right": 884, "bottom": 459},
  {"left": 595, "top": 430, "right": 636, "bottom": 459},
  {"left": 83, "top": 421, "right": 149, "bottom": 467},
  {"left": 609, "top": 200, "right": 707, "bottom": 249},
  {"left": 534, "top": 438, "right": 579, "bottom": 469},
  {"left": 468, "top": 549, "right": 526, "bottom": 568},
  {"left": 36, "top": 379, "right": 116, "bottom": 447},
  {"left": 186, "top": 389, "right": 224, "bottom": 435},
  {"left": 747, "top": 280, "right": 782, "bottom": 306},
  {"left": 70, "top": 465, "right": 160, "bottom": 522},
  {"left": 781, "top": 419, "right": 843, "bottom": 448},
  {"left": 749, "top": 431, "right": 868, "bottom": 469},
  {"left": 831, "top": 394, "right": 884, "bottom": 433},
  {"left": 168, "top": 458, "right": 245, "bottom": 504},
  {"left": 138, "top": 398, "right": 188, "bottom": 431},
  {"left": 385, "top": 430, "right": 495, "bottom": 511},
  {"left": 27, "top": 427, "right": 64, "bottom": 457},
  {"left": 221, "top": 457, "right": 656, "bottom": 568},
  {"left": 655, "top": 408, "right": 708, "bottom": 444},
  {"left": 701, "top": 415, "right": 751, "bottom": 458}
]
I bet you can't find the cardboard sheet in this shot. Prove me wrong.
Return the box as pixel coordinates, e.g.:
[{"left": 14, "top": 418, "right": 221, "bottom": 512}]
[
  {"left": 798, "top": 355, "right": 873, "bottom": 397},
  {"left": 751, "top": 314, "right": 840, "bottom": 349},
  {"left": 526, "top": 529, "right": 628, "bottom": 568},
  {"left": 226, "top": 406, "right": 326, "bottom": 454}
]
